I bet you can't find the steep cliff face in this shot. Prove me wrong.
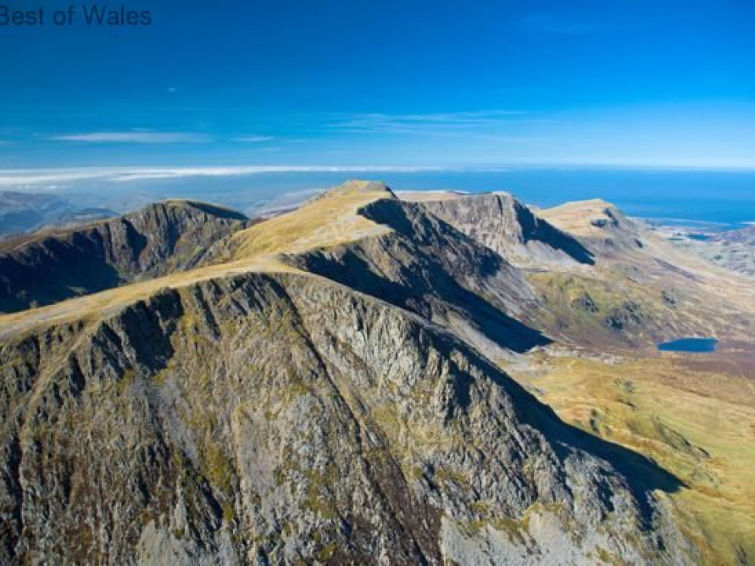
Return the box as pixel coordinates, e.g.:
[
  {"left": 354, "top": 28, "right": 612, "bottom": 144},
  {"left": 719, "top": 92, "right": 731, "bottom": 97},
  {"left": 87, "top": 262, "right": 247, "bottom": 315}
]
[
  {"left": 0, "top": 201, "right": 249, "bottom": 313},
  {"left": 289, "top": 191, "right": 729, "bottom": 352},
  {"left": 415, "top": 193, "right": 594, "bottom": 267},
  {"left": 0, "top": 271, "right": 691, "bottom": 565},
  {"left": 292, "top": 197, "right": 551, "bottom": 356}
]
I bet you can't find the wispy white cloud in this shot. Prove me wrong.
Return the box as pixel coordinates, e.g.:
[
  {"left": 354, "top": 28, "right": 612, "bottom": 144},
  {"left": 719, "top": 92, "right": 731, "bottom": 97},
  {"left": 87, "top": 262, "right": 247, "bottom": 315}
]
[
  {"left": 48, "top": 131, "right": 212, "bottom": 144},
  {"left": 233, "top": 135, "right": 275, "bottom": 143},
  {"left": 330, "top": 110, "right": 526, "bottom": 134},
  {"left": 0, "top": 165, "right": 441, "bottom": 187}
]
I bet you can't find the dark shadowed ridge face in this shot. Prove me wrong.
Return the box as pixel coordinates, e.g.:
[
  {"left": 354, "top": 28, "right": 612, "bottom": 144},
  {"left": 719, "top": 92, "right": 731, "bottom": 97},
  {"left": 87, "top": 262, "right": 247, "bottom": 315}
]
[
  {"left": 512, "top": 199, "right": 595, "bottom": 265},
  {"left": 0, "top": 200, "right": 249, "bottom": 313}
]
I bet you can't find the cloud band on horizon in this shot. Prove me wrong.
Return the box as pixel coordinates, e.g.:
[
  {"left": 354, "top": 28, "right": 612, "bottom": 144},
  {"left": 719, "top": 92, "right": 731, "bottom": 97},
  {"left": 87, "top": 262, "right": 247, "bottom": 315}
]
[
  {"left": 0, "top": 165, "right": 446, "bottom": 187},
  {"left": 47, "top": 131, "right": 213, "bottom": 144}
]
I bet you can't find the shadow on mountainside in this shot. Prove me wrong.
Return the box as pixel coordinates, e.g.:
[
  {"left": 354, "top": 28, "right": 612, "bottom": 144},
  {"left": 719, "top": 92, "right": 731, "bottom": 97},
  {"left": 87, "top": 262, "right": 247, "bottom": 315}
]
[
  {"left": 296, "top": 197, "right": 552, "bottom": 354},
  {"left": 513, "top": 201, "right": 595, "bottom": 265},
  {"left": 300, "top": 249, "right": 550, "bottom": 353},
  {"left": 505, "top": 371, "right": 682, "bottom": 524},
  {"left": 0, "top": 201, "right": 249, "bottom": 314},
  {"left": 357, "top": 198, "right": 551, "bottom": 352},
  {"left": 0, "top": 234, "right": 125, "bottom": 312}
]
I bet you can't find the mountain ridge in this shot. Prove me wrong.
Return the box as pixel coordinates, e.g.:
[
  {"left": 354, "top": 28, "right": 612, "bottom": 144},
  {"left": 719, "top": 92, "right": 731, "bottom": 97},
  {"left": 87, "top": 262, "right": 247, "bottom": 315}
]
[
  {"left": 0, "top": 200, "right": 250, "bottom": 313},
  {"left": 2, "top": 180, "right": 755, "bottom": 563}
]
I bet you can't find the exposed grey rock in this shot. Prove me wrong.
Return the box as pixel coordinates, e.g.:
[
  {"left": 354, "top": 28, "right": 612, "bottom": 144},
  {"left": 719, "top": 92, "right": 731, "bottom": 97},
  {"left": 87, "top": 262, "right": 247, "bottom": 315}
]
[
  {"left": 0, "top": 271, "right": 693, "bottom": 564},
  {"left": 0, "top": 200, "right": 249, "bottom": 313},
  {"left": 571, "top": 294, "right": 599, "bottom": 314},
  {"left": 603, "top": 301, "right": 646, "bottom": 331},
  {"left": 417, "top": 193, "right": 594, "bottom": 267}
]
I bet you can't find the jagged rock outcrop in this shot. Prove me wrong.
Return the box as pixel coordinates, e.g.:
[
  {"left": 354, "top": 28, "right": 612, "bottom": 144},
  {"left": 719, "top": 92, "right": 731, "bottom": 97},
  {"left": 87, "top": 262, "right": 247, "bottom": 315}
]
[
  {"left": 0, "top": 270, "right": 691, "bottom": 564},
  {"left": 0, "top": 200, "right": 249, "bottom": 313},
  {"left": 416, "top": 193, "right": 594, "bottom": 267}
]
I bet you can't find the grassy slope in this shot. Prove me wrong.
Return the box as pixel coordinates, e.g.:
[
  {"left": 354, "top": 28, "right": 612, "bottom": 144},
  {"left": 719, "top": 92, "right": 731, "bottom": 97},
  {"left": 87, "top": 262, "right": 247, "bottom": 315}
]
[
  {"left": 228, "top": 180, "right": 392, "bottom": 258},
  {"left": 507, "top": 352, "right": 755, "bottom": 564},
  {"left": 513, "top": 199, "right": 755, "bottom": 563}
]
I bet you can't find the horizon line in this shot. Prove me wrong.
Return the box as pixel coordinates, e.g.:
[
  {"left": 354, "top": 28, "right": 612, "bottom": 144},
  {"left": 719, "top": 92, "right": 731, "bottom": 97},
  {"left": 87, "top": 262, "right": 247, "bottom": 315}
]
[{"left": 1, "top": 162, "right": 755, "bottom": 189}]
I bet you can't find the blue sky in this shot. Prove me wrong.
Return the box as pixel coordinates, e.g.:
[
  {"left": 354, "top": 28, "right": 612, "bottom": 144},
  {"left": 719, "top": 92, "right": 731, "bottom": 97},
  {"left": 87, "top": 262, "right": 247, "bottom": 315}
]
[{"left": 1, "top": 0, "right": 754, "bottom": 169}]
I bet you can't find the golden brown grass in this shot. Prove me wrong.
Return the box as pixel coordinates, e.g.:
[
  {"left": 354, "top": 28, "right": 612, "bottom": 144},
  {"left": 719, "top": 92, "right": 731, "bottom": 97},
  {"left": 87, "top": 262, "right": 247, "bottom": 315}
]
[
  {"left": 508, "top": 352, "right": 755, "bottom": 564},
  {"left": 229, "top": 180, "right": 392, "bottom": 258},
  {"left": 539, "top": 199, "right": 618, "bottom": 237},
  {"left": 0, "top": 256, "right": 300, "bottom": 338}
]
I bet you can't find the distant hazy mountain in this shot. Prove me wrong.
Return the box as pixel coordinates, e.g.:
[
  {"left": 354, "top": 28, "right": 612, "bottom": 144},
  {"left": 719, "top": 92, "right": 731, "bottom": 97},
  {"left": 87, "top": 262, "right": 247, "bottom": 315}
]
[
  {"left": 0, "top": 191, "right": 117, "bottom": 238},
  {"left": 0, "top": 191, "right": 74, "bottom": 236}
]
